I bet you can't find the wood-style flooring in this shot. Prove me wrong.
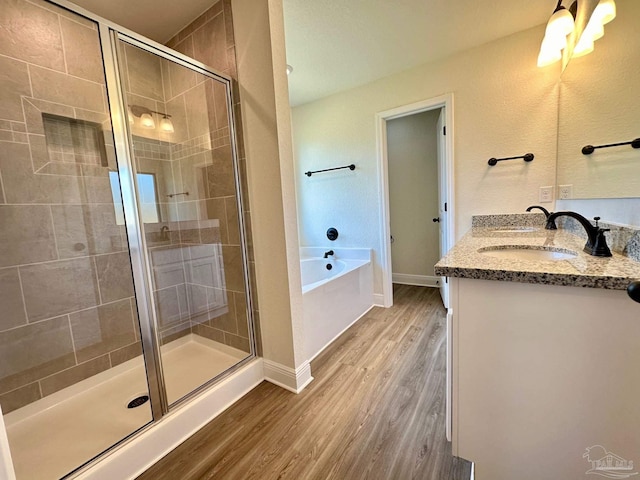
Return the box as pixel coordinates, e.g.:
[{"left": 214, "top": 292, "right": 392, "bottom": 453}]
[{"left": 137, "top": 285, "right": 472, "bottom": 480}]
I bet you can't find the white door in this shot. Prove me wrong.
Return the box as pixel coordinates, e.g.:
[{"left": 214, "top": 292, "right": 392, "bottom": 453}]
[{"left": 436, "top": 110, "right": 449, "bottom": 308}]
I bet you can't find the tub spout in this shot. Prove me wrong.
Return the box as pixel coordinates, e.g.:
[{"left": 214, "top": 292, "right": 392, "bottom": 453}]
[{"left": 323, "top": 250, "right": 334, "bottom": 259}]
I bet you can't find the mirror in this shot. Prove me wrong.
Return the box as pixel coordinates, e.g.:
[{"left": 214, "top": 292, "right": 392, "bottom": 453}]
[{"left": 556, "top": 0, "right": 640, "bottom": 199}]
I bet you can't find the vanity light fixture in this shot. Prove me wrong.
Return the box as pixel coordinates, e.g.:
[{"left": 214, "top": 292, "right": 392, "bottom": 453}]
[
  {"left": 140, "top": 113, "right": 155, "bottom": 129},
  {"left": 538, "top": 0, "right": 576, "bottom": 67},
  {"left": 129, "top": 104, "right": 174, "bottom": 133},
  {"left": 159, "top": 115, "right": 174, "bottom": 133},
  {"left": 574, "top": 0, "right": 616, "bottom": 57}
]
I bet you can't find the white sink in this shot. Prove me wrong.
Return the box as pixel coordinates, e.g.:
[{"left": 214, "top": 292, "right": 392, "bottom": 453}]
[
  {"left": 478, "top": 246, "right": 578, "bottom": 261},
  {"left": 490, "top": 227, "right": 539, "bottom": 233}
]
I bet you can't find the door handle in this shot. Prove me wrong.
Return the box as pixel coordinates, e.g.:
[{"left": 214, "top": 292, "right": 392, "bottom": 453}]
[
  {"left": 628, "top": 281, "right": 640, "bottom": 303},
  {"left": 433, "top": 217, "right": 440, "bottom": 223}
]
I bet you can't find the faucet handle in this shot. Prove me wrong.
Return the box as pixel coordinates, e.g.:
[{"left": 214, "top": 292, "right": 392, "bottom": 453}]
[{"left": 593, "top": 216, "right": 601, "bottom": 227}]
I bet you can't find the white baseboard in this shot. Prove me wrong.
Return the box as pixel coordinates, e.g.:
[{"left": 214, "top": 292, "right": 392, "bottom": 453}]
[
  {"left": 392, "top": 273, "right": 440, "bottom": 288},
  {"left": 372, "top": 293, "right": 385, "bottom": 307},
  {"left": 76, "top": 359, "right": 264, "bottom": 480},
  {"left": 263, "top": 359, "right": 314, "bottom": 394}
]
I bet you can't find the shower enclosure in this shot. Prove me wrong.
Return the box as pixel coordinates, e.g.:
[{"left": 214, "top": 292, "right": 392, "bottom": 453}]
[{"left": 0, "top": 0, "right": 254, "bottom": 478}]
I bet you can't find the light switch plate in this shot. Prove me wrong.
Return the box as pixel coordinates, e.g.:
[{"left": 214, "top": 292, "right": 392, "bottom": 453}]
[{"left": 539, "top": 186, "right": 553, "bottom": 203}]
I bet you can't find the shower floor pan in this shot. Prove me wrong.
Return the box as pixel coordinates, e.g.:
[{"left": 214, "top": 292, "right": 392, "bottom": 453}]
[{"left": 5, "top": 334, "right": 247, "bottom": 480}]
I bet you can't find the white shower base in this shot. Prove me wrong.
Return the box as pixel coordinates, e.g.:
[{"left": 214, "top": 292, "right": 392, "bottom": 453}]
[{"left": 4, "top": 334, "right": 247, "bottom": 480}]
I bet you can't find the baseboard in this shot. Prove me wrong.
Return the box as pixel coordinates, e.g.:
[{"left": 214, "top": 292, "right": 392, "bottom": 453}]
[
  {"left": 263, "top": 359, "right": 314, "bottom": 394},
  {"left": 372, "top": 293, "right": 385, "bottom": 307},
  {"left": 392, "top": 273, "right": 440, "bottom": 288},
  {"left": 76, "top": 359, "right": 264, "bottom": 480}
]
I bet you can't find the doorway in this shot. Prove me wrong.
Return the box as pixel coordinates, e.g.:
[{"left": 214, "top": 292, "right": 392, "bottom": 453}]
[
  {"left": 376, "top": 95, "right": 455, "bottom": 309},
  {"left": 386, "top": 109, "right": 442, "bottom": 290}
]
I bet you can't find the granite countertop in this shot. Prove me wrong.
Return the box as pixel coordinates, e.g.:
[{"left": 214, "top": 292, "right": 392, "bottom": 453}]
[{"left": 435, "top": 226, "right": 640, "bottom": 290}]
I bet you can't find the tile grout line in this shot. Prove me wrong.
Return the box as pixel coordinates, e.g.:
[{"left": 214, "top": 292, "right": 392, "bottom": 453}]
[
  {"left": 57, "top": 14, "right": 69, "bottom": 75},
  {"left": 15, "top": 267, "right": 31, "bottom": 326},
  {"left": 0, "top": 296, "right": 137, "bottom": 335},
  {"left": 92, "top": 256, "right": 103, "bottom": 306},
  {"left": 67, "top": 314, "right": 79, "bottom": 366},
  {"left": 48, "top": 205, "right": 61, "bottom": 261}
]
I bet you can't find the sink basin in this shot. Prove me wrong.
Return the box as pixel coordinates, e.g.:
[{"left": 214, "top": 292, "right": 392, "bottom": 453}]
[
  {"left": 478, "top": 246, "right": 578, "bottom": 261},
  {"left": 490, "top": 227, "right": 539, "bottom": 233}
]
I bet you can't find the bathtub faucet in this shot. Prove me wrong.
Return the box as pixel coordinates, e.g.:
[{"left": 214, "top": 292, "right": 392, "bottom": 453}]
[{"left": 323, "top": 250, "right": 334, "bottom": 259}]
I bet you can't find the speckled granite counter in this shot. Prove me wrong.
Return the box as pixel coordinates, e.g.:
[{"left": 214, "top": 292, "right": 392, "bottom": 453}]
[{"left": 435, "top": 225, "right": 640, "bottom": 290}]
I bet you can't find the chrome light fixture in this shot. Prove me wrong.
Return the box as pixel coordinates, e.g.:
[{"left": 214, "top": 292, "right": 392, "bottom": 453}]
[
  {"left": 129, "top": 105, "right": 174, "bottom": 133},
  {"left": 538, "top": 0, "right": 576, "bottom": 67}
]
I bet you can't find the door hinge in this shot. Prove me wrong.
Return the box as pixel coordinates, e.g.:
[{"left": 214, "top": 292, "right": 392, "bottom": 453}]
[
  {"left": 444, "top": 202, "right": 448, "bottom": 212},
  {"left": 445, "top": 277, "right": 448, "bottom": 284},
  {"left": 443, "top": 126, "right": 446, "bottom": 135}
]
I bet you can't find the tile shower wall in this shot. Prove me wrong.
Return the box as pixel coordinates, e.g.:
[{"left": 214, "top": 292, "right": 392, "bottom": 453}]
[
  {"left": 0, "top": 0, "right": 141, "bottom": 414},
  {"left": 165, "top": 0, "right": 259, "bottom": 354},
  {"left": 119, "top": 4, "right": 252, "bottom": 352}
]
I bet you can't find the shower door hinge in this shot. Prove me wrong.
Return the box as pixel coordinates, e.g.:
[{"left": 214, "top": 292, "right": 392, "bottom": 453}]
[
  {"left": 443, "top": 126, "right": 446, "bottom": 135},
  {"left": 444, "top": 202, "right": 448, "bottom": 212}
]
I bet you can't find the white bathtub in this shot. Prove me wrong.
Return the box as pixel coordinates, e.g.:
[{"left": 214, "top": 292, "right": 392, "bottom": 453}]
[{"left": 300, "top": 247, "right": 374, "bottom": 361}]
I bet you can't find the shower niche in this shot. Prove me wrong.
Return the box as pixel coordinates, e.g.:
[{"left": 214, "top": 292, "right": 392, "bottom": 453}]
[{"left": 0, "top": 0, "right": 254, "bottom": 478}]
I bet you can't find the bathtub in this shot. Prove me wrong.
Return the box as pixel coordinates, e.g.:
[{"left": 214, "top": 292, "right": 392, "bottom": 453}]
[{"left": 300, "top": 247, "right": 374, "bottom": 361}]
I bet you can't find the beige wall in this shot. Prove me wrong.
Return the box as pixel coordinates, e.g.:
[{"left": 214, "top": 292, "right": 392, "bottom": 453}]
[
  {"left": 232, "top": 0, "right": 305, "bottom": 369},
  {"left": 293, "top": 25, "right": 559, "bottom": 296},
  {"left": 387, "top": 110, "right": 440, "bottom": 277}
]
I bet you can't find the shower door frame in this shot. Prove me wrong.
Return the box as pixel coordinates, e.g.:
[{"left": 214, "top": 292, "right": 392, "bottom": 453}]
[
  {"left": 104, "top": 27, "right": 258, "bottom": 415},
  {"left": 0, "top": 0, "right": 256, "bottom": 476}
]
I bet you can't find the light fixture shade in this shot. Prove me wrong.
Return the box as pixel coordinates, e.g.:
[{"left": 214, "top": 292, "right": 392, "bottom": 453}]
[
  {"left": 593, "top": 0, "right": 616, "bottom": 25},
  {"left": 573, "top": 36, "right": 595, "bottom": 57},
  {"left": 537, "top": 46, "right": 562, "bottom": 67},
  {"left": 542, "top": 31, "right": 568, "bottom": 52},
  {"left": 584, "top": 20, "right": 605, "bottom": 41},
  {"left": 141, "top": 113, "right": 155, "bottom": 129},
  {"left": 545, "top": 7, "right": 575, "bottom": 37},
  {"left": 160, "top": 116, "right": 174, "bottom": 133}
]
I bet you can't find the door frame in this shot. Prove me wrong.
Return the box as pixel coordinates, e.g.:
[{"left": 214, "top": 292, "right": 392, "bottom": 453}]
[{"left": 376, "top": 94, "right": 455, "bottom": 308}]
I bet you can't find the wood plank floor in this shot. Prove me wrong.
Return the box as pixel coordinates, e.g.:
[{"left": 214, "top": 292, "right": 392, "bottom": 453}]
[{"left": 137, "top": 285, "right": 472, "bottom": 480}]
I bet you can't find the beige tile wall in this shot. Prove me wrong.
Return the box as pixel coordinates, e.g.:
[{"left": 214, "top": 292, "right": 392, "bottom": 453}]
[
  {"left": 0, "top": 0, "right": 142, "bottom": 414},
  {"left": 165, "top": 0, "right": 259, "bottom": 355},
  {"left": 122, "top": 32, "right": 252, "bottom": 352}
]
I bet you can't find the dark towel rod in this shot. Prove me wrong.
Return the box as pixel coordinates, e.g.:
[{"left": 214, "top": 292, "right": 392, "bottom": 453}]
[
  {"left": 582, "top": 138, "right": 640, "bottom": 155},
  {"left": 305, "top": 164, "right": 356, "bottom": 177},
  {"left": 488, "top": 153, "right": 534, "bottom": 166}
]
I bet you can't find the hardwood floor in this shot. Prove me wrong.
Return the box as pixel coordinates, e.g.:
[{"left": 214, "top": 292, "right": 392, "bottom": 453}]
[{"left": 137, "top": 285, "right": 472, "bottom": 480}]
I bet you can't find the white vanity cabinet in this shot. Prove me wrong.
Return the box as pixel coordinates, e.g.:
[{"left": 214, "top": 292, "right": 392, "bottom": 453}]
[{"left": 449, "top": 277, "right": 640, "bottom": 480}]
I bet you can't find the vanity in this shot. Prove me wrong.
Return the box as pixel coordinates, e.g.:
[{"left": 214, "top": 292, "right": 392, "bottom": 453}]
[{"left": 436, "top": 214, "right": 640, "bottom": 480}]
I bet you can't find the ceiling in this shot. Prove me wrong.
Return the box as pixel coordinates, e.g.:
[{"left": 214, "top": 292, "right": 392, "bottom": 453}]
[
  {"left": 283, "top": 0, "right": 551, "bottom": 106},
  {"left": 70, "top": 0, "right": 214, "bottom": 43},
  {"left": 69, "top": 0, "right": 552, "bottom": 107}
]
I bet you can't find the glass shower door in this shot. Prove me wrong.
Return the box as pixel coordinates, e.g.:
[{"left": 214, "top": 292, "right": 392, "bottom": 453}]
[
  {"left": 115, "top": 37, "right": 253, "bottom": 406},
  {"left": 0, "top": 1, "right": 152, "bottom": 478}
]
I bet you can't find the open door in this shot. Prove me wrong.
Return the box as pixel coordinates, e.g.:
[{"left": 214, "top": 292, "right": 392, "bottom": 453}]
[{"left": 436, "top": 110, "right": 449, "bottom": 309}]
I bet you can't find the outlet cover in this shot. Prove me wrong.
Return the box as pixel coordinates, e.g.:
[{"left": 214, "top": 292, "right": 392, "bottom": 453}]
[
  {"left": 558, "top": 184, "right": 573, "bottom": 200},
  {"left": 539, "top": 186, "right": 553, "bottom": 203}
]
